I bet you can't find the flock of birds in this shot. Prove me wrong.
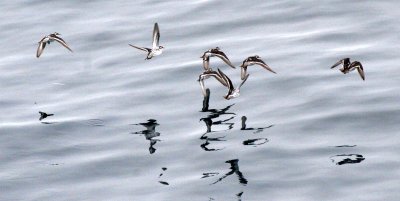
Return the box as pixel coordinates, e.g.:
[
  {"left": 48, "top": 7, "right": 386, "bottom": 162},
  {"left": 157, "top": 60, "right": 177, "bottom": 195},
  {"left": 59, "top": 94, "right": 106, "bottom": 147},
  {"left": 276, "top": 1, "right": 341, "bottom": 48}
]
[
  {"left": 198, "top": 48, "right": 276, "bottom": 100},
  {"left": 36, "top": 22, "right": 366, "bottom": 104}
]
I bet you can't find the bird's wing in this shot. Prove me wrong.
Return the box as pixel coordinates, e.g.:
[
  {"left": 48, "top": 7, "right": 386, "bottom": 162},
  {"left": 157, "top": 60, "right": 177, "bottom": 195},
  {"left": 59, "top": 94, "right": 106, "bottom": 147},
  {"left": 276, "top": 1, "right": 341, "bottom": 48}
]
[
  {"left": 240, "top": 58, "right": 248, "bottom": 68},
  {"left": 331, "top": 59, "right": 345, "bottom": 69},
  {"left": 212, "top": 72, "right": 228, "bottom": 87},
  {"left": 36, "top": 42, "right": 46, "bottom": 58},
  {"left": 351, "top": 61, "right": 365, "bottom": 81},
  {"left": 217, "top": 69, "right": 233, "bottom": 93},
  {"left": 214, "top": 51, "right": 236, "bottom": 69},
  {"left": 254, "top": 61, "right": 277, "bottom": 74},
  {"left": 152, "top": 22, "right": 160, "bottom": 48},
  {"left": 238, "top": 73, "right": 249, "bottom": 89},
  {"left": 53, "top": 36, "right": 73, "bottom": 52},
  {"left": 129, "top": 44, "right": 150, "bottom": 52}
]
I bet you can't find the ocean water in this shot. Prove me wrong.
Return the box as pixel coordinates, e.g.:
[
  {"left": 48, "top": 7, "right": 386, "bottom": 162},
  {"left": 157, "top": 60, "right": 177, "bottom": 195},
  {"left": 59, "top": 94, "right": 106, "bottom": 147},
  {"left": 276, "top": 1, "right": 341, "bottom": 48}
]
[{"left": 1, "top": 1, "right": 400, "bottom": 200}]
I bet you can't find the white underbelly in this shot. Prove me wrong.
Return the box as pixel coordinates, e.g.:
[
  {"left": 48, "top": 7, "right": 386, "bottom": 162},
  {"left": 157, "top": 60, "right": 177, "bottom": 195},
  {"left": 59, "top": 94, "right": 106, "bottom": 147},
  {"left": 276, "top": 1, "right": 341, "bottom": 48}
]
[{"left": 153, "top": 49, "right": 163, "bottom": 56}]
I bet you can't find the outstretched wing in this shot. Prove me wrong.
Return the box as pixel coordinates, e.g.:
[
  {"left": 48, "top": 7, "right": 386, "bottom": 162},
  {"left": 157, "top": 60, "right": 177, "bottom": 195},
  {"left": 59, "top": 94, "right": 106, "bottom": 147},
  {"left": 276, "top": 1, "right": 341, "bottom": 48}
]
[
  {"left": 214, "top": 50, "right": 236, "bottom": 69},
  {"left": 254, "top": 60, "right": 276, "bottom": 74},
  {"left": 129, "top": 44, "right": 150, "bottom": 52},
  {"left": 212, "top": 72, "right": 228, "bottom": 87},
  {"left": 217, "top": 69, "right": 234, "bottom": 94},
  {"left": 36, "top": 42, "right": 46, "bottom": 58},
  {"left": 331, "top": 58, "right": 349, "bottom": 69},
  {"left": 152, "top": 23, "right": 160, "bottom": 48},
  {"left": 238, "top": 73, "right": 249, "bottom": 89},
  {"left": 351, "top": 61, "right": 365, "bottom": 81},
  {"left": 53, "top": 36, "right": 73, "bottom": 52}
]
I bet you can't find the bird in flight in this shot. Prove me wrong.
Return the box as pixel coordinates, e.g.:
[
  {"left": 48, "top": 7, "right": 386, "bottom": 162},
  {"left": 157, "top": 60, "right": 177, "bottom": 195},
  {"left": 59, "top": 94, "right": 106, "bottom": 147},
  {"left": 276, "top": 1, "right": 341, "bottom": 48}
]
[
  {"left": 198, "top": 69, "right": 249, "bottom": 100},
  {"left": 129, "top": 23, "right": 164, "bottom": 60},
  {"left": 39, "top": 111, "right": 54, "bottom": 121},
  {"left": 240, "top": 55, "right": 276, "bottom": 80},
  {"left": 331, "top": 58, "right": 365, "bottom": 81},
  {"left": 36, "top": 32, "right": 73, "bottom": 58},
  {"left": 201, "top": 47, "right": 236, "bottom": 71}
]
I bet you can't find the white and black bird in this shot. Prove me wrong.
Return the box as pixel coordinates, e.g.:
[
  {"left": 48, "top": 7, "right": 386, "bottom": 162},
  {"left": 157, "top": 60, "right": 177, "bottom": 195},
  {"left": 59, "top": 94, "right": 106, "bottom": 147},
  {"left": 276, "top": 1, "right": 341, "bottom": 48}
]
[
  {"left": 240, "top": 55, "right": 276, "bottom": 80},
  {"left": 331, "top": 58, "right": 365, "bottom": 81},
  {"left": 129, "top": 23, "right": 164, "bottom": 60},
  {"left": 198, "top": 69, "right": 249, "bottom": 100},
  {"left": 201, "top": 47, "right": 236, "bottom": 71},
  {"left": 198, "top": 69, "right": 228, "bottom": 97},
  {"left": 36, "top": 32, "right": 73, "bottom": 58},
  {"left": 219, "top": 69, "right": 249, "bottom": 100}
]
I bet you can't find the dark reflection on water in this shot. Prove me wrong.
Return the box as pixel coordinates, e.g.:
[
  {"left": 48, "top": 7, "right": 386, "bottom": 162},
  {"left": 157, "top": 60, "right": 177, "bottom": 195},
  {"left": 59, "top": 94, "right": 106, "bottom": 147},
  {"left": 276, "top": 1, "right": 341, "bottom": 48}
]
[
  {"left": 158, "top": 167, "right": 169, "bottom": 185},
  {"left": 334, "top": 145, "right": 357, "bottom": 148},
  {"left": 159, "top": 181, "right": 169, "bottom": 185},
  {"left": 208, "top": 159, "right": 248, "bottom": 186},
  {"left": 240, "top": 116, "right": 272, "bottom": 147},
  {"left": 130, "top": 119, "right": 160, "bottom": 154},
  {"left": 199, "top": 104, "right": 236, "bottom": 151},
  {"left": 240, "top": 116, "right": 273, "bottom": 134},
  {"left": 200, "top": 140, "right": 225, "bottom": 152},
  {"left": 208, "top": 191, "right": 244, "bottom": 201},
  {"left": 236, "top": 191, "right": 244, "bottom": 201},
  {"left": 242, "top": 138, "right": 269, "bottom": 146},
  {"left": 330, "top": 154, "right": 365, "bottom": 165},
  {"left": 201, "top": 172, "right": 219, "bottom": 179},
  {"left": 40, "top": 122, "right": 57, "bottom": 125},
  {"left": 159, "top": 167, "right": 167, "bottom": 177}
]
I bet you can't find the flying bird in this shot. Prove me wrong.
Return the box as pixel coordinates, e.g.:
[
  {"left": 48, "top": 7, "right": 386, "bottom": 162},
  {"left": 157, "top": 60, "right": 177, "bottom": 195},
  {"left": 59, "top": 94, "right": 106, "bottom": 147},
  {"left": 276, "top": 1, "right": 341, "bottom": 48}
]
[
  {"left": 331, "top": 58, "right": 365, "bottom": 81},
  {"left": 198, "top": 69, "right": 229, "bottom": 97},
  {"left": 198, "top": 69, "right": 249, "bottom": 100},
  {"left": 39, "top": 111, "right": 54, "bottom": 121},
  {"left": 129, "top": 23, "right": 164, "bottom": 60},
  {"left": 201, "top": 47, "right": 236, "bottom": 71},
  {"left": 36, "top": 32, "right": 73, "bottom": 58},
  {"left": 219, "top": 69, "right": 249, "bottom": 100},
  {"left": 240, "top": 55, "right": 276, "bottom": 80}
]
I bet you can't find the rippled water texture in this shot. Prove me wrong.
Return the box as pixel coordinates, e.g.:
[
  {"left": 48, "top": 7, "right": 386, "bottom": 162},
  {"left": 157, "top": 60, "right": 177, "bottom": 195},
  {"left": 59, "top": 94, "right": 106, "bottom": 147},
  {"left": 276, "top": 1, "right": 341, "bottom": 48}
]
[{"left": 1, "top": 1, "right": 400, "bottom": 200}]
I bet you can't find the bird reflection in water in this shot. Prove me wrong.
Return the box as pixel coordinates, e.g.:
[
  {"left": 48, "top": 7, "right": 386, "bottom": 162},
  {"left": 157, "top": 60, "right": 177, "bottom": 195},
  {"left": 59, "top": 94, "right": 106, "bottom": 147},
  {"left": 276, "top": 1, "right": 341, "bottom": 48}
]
[
  {"left": 208, "top": 159, "right": 248, "bottom": 186},
  {"left": 242, "top": 138, "right": 269, "bottom": 146},
  {"left": 131, "top": 119, "right": 160, "bottom": 154},
  {"left": 241, "top": 116, "right": 273, "bottom": 133},
  {"left": 236, "top": 191, "right": 243, "bottom": 201},
  {"left": 201, "top": 172, "right": 219, "bottom": 178},
  {"left": 158, "top": 167, "right": 169, "bottom": 185},
  {"left": 208, "top": 191, "right": 244, "bottom": 201},
  {"left": 241, "top": 116, "right": 273, "bottom": 147},
  {"left": 330, "top": 154, "right": 365, "bottom": 165},
  {"left": 200, "top": 103, "right": 236, "bottom": 151}
]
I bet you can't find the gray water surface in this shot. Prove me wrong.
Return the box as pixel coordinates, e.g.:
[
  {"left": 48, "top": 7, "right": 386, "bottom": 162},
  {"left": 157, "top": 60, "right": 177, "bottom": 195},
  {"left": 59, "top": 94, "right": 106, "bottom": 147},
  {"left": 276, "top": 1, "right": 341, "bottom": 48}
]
[{"left": 1, "top": 1, "right": 400, "bottom": 200}]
